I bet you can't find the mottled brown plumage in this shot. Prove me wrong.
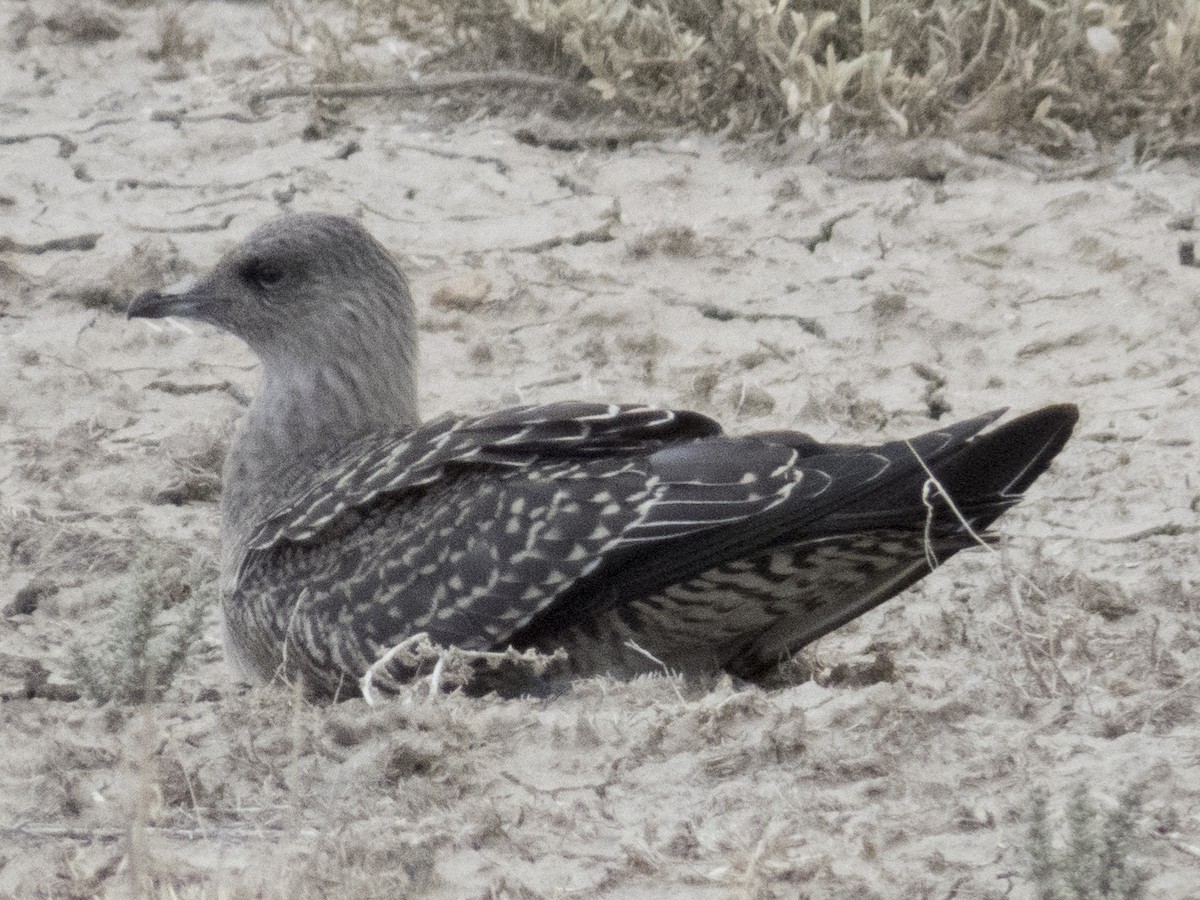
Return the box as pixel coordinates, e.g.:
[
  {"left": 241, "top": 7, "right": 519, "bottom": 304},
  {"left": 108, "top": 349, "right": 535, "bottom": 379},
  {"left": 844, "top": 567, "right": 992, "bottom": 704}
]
[{"left": 129, "top": 213, "right": 1078, "bottom": 697}]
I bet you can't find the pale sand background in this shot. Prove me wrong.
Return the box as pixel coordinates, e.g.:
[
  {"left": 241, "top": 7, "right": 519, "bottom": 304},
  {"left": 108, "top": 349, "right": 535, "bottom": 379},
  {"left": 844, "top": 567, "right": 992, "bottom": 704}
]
[{"left": 1, "top": 2, "right": 1198, "bottom": 897}]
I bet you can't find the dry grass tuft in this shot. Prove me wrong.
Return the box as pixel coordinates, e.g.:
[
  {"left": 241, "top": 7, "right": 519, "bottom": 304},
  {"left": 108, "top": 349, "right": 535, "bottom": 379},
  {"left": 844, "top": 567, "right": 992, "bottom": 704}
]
[
  {"left": 626, "top": 225, "right": 702, "bottom": 259},
  {"left": 360, "top": 631, "right": 569, "bottom": 701},
  {"left": 43, "top": 4, "right": 124, "bottom": 43},
  {"left": 58, "top": 237, "right": 197, "bottom": 315},
  {"left": 147, "top": 3, "right": 209, "bottom": 64},
  {"left": 154, "top": 426, "right": 228, "bottom": 506}
]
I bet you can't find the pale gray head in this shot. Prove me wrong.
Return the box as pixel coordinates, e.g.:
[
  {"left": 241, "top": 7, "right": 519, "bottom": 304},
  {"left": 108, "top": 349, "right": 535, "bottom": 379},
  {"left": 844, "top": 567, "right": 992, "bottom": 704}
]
[{"left": 128, "top": 213, "right": 415, "bottom": 367}]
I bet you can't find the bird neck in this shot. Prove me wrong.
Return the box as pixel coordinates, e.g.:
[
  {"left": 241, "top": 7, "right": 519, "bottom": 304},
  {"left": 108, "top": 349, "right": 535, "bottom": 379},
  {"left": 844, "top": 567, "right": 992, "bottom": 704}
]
[
  {"left": 258, "top": 352, "right": 418, "bottom": 452},
  {"left": 218, "top": 350, "right": 418, "bottom": 589}
]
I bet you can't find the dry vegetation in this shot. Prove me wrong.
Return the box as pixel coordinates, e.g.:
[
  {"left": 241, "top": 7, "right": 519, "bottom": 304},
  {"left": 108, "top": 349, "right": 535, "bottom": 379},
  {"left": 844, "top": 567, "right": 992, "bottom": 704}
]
[{"left": 287, "top": 0, "right": 1200, "bottom": 153}]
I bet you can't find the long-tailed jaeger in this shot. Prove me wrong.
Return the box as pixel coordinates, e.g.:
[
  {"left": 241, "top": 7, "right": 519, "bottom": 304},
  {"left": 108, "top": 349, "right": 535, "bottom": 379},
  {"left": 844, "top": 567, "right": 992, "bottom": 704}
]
[{"left": 128, "top": 213, "right": 1078, "bottom": 697}]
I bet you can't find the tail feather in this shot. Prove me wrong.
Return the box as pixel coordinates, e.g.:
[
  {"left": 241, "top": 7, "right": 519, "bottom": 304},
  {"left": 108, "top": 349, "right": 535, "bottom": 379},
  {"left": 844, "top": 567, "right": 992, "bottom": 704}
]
[
  {"left": 725, "top": 404, "right": 1079, "bottom": 675},
  {"left": 816, "top": 403, "right": 1079, "bottom": 536}
]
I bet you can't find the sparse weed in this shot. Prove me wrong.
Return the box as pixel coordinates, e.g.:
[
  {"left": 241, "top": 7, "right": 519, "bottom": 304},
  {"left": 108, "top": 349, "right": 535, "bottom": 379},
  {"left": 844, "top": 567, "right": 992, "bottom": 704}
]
[
  {"left": 1026, "top": 783, "right": 1149, "bottom": 900},
  {"left": 70, "top": 548, "right": 215, "bottom": 704},
  {"left": 147, "top": 3, "right": 208, "bottom": 64}
]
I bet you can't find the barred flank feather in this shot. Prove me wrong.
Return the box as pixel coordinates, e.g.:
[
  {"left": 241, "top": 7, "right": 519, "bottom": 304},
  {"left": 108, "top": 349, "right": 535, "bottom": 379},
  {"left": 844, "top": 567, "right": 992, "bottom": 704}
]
[{"left": 129, "top": 214, "right": 1078, "bottom": 698}]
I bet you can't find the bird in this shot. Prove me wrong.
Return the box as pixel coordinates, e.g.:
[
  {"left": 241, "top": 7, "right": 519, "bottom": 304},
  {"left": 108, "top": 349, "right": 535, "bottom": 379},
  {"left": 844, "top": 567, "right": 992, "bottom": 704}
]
[{"left": 128, "top": 213, "right": 1078, "bottom": 698}]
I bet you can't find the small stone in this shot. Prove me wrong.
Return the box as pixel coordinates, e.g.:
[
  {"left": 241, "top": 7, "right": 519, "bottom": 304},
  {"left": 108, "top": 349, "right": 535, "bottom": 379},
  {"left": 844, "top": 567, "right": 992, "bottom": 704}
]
[{"left": 430, "top": 273, "right": 491, "bottom": 312}]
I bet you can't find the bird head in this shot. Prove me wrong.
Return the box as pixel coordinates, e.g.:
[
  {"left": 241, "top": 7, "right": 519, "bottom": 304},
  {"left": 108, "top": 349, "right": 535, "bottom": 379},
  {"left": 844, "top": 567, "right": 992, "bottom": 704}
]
[{"left": 127, "top": 213, "right": 415, "bottom": 362}]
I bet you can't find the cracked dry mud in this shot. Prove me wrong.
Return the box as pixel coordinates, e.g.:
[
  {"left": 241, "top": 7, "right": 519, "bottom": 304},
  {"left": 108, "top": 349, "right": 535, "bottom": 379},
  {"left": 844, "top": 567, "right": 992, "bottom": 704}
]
[{"left": 1, "top": 2, "right": 1198, "bottom": 897}]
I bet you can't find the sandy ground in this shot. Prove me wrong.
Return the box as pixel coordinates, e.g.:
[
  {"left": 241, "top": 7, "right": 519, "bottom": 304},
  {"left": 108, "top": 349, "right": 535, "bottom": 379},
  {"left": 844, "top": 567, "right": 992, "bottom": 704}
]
[{"left": 1, "top": 2, "right": 1199, "bottom": 898}]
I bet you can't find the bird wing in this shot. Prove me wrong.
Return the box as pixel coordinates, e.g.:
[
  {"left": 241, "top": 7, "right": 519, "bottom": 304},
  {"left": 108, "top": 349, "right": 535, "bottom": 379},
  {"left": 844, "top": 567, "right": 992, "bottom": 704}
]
[
  {"left": 245, "top": 402, "right": 723, "bottom": 551},
  {"left": 494, "top": 409, "right": 1015, "bottom": 644}
]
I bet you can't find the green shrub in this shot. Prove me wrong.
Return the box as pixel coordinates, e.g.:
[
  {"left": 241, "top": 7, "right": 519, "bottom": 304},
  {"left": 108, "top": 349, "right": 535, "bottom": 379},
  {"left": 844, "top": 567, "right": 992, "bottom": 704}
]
[
  {"left": 1027, "top": 783, "right": 1150, "bottom": 900},
  {"left": 70, "top": 549, "right": 214, "bottom": 704}
]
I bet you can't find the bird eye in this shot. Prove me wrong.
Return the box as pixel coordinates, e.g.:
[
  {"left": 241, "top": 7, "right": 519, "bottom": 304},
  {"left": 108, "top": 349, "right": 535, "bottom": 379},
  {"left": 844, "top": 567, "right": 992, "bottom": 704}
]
[{"left": 240, "top": 258, "right": 284, "bottom": 291}]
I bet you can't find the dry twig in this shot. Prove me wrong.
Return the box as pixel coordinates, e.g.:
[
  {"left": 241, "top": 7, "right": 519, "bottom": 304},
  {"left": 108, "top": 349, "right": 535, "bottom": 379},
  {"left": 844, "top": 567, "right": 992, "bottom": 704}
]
[{"left": 249, "top": 70, "right": 594, "bottom": 106}]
